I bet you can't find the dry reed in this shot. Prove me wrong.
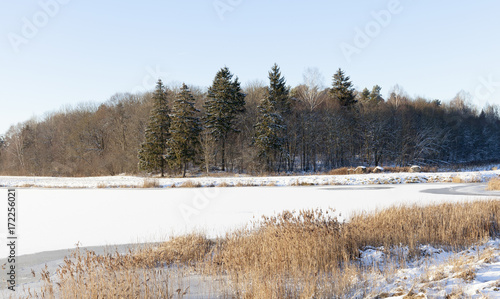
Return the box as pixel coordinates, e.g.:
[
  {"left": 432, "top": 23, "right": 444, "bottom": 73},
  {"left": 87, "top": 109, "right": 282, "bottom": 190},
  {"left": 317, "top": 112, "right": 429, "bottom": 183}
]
[
  {"left": 178, "top": 180, "right": 201, "bottom": 188},
  {"left": 291, "top": 179, "right": 315, "bottom": 186},
  {"left": 96, "top": 182, "right": 107, "bottom": 188},
  {"left": 218, "top": 181, "right": 230, "bottom": 187},
  {"left": 488, "top": 178, "right": 500, "bottom": 190},
  {"left": 327, "top": 167, "right": 350, "bottom": 175},
  {"left": 207, "top": 200, "right": 500, "bottom": 297},
  {"left": 142, "top": 178, "right": 159, "bottom": 188},
  {"left": 22, "top": 200, "right": 500, "bottom": 298}
]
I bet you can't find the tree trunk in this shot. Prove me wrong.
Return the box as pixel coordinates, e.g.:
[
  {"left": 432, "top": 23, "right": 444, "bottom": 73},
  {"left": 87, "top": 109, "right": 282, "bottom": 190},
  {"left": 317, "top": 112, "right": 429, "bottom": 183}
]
[
  {"left": 160, "top": 158, "right": 164, "bottom": 177},
  {"left": 221, "top": 137, "right": 226, "bottom": 171}
]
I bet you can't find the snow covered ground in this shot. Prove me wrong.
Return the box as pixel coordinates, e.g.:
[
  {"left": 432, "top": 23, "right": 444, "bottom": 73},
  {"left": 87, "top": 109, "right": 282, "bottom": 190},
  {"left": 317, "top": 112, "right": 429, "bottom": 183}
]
[
  {"left": 358, "top": 239, "right": 500, "bottom": 298},
  {"left": 0, "top": 168, "right": 498, "bottom": 188}
]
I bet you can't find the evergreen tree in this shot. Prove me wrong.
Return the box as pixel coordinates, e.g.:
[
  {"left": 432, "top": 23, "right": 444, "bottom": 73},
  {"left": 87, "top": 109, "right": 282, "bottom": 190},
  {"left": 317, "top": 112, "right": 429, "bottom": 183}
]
[
  {"left": 167, "top": 83, "right": 202, "bottom": 177},
  {"left": 359, "top": 88, "right": 370, "bottom": 104},
  {"left": 254, "top": 98, "right": 282, "bottom": 171},
  {"left": 369, "top": 85, "right": 383, "bottom": 105},
  {"left": 138, "top": 79, "right": 171, "bottom": 177},
  {"left": 269, "top": 64, "right": 291, "bottom": 116},
  {"left": 254, "top": 64, "right": 290, "bottom": 171},
  {"left": 203, "top": 67, "right": 246, "bottom": 171},
  {"left": 330, "top": 68, "right": 357, "bottom": 108}
]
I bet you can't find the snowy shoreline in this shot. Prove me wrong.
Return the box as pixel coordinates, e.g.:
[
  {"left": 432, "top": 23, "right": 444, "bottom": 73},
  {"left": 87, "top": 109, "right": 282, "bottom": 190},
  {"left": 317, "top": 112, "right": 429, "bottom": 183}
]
[{"left": 1, "top": 169, "right": 499, "bottom": 189}]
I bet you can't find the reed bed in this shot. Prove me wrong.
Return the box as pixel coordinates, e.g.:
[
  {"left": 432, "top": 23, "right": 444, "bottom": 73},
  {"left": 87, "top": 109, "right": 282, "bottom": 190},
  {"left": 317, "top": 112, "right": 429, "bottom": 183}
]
[
  {"left": 22, "top": 200, "right": 500, "bottom": 298},
  {"left": 488, "top": 177, "right": 500, "bottom": 190}
]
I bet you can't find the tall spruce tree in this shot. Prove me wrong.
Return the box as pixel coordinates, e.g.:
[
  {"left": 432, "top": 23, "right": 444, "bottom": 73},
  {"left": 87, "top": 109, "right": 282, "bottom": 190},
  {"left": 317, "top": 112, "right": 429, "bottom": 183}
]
[
  {"left": 203, "top": 67, "right": 245, "bottom": 171},
  {"left": 167, "top": 83, "right": 202, "bottom": 177},
  {"left": 254, "top": 64, "right": 290, "bottom": 171},
  {"left": 138, "top": 79, "right": 171, "bottom": 177},
  {"left": 269, "top": 64, "right": 291, "bottom": 116},
  {"left": 359, "top": 87, "right": 371, "bottom": 104},
  {"left": 330, "top": 68, "right": 357, "bottom": 108},
  {"left": 369, "top": 85, "right": 383, "bottom": 105}
]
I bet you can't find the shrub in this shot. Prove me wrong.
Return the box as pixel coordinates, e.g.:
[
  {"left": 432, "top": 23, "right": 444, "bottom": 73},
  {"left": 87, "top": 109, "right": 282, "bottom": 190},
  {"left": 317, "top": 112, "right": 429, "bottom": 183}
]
[
  {"left": 179, "top": 180, "right": 201, "bottom": 188},
  {"left": 142, "top": 178, "right": 159, "bottom": 188},
  {"left": 327, "top": 167, "right": 349, "bottom": 175}
]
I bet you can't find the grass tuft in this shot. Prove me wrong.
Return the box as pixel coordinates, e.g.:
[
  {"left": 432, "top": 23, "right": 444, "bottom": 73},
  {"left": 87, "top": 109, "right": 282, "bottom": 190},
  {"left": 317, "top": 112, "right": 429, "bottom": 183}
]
[
  {"left": 291, "top": 179, "right": 315, "bottom": 186},
  {"left": 178, "top": 180, "right": 201, "bottom": 188},
  {"left": 218, "top": 181, "right": 230, "bottom": 187},
  {"left": 488, "top": 178, "right": 500, "bottom": 190},
  {"left": 142, "top": 178, "right": 159, "bottom": 188},
  {"left": 454, "top": 268, "right": 476, "bottom": 282}
]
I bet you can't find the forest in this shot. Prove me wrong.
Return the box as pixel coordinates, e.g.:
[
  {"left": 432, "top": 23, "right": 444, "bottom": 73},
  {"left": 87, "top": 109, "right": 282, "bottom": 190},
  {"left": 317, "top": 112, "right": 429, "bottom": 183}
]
[{"left": 1, "top": 65, "right": 499, "bottom": 177}]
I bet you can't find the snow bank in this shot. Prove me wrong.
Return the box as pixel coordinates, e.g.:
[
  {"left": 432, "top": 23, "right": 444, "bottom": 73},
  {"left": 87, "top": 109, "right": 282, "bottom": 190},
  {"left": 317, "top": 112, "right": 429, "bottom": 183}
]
[
  {"left": 0, "top": 169, "right": 499, "bottom": 188},
  {"left": 358, "top": 239, "right": 500, "bottom": 298}
]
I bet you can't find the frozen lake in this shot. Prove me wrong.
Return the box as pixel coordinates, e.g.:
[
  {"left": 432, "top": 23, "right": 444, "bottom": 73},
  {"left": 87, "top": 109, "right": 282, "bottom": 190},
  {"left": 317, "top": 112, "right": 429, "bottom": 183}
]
[{"left": 0, "top": 183, "right": 499, "bottom": 258}]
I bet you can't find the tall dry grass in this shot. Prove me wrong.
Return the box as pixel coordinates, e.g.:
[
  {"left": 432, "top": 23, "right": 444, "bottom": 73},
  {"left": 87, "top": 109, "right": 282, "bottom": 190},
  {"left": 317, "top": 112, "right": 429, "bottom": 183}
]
[
  {"left": 209, "top": 209, "right": 358, "bottom": 297},
  {"left": 327, "top": 167, "right": 350, "bottom": 175},
  {"left": 206, "top": 200, "right": 500, "bottom": 297},
  {"left": 348, "top": 201, "right": 500, "bottom": 254},
  {"left": 136, "top": 234, "right": 214, "bottom": 266},
  {"left": 29, "top": 247, "right": 181, "bottom": 298},
  {"left": 142, "top": 178, "right": 159, "bottom": 188},
  {"left": 488, "top": 178, "right": 500, "bottom": 190},
  {"left": 23, "top": 200, "right": 500, "bottom": 298},
  {"left": 326, "top": 166, "right": 438, "bottom": 176},
  {"left": 178, "top": 180, "right": 202, "bottom": 188}
]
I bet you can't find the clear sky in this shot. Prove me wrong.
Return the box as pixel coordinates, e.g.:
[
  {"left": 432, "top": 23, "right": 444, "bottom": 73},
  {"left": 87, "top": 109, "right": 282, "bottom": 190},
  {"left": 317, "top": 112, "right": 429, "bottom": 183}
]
[{"left": 1, "top": 0, "right": 500, "bottom": 134}]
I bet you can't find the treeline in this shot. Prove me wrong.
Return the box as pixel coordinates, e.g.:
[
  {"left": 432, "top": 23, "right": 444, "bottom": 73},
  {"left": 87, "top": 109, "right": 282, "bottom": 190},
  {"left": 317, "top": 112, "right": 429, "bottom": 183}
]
[{"left": 1, "top": 65, "right": 499, "bottom": 177}]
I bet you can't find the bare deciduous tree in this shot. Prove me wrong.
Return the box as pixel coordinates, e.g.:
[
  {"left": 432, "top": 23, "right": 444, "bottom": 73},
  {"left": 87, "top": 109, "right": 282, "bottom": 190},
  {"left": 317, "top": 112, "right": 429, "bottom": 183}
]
[{"left": 296, "top": 67, "right": 326, "bottom": 111}]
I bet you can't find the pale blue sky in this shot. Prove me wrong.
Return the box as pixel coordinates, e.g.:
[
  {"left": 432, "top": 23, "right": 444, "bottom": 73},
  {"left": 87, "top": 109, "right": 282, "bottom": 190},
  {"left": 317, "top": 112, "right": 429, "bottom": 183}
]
[{"left": 1, "top": 0, "right": 500, "bottom": 134}]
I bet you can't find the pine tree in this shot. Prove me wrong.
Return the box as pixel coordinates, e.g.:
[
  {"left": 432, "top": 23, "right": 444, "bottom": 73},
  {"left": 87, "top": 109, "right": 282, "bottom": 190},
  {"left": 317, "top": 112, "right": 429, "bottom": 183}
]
[
  {"left": 167, "top": 83, "right": 202, "bottom": 177},
  {"left": 330, "top": 68, "right": 357, "bottom": 108},
  {"left": 138, "top": 79, "right": 171, "bottom": 177},
  {"left": 254, "top": 64, "right": 290, "bottom": 171},
  {"left": 269, "top": 64, "right": 291, "bottom": 116},
  {"left": 203, "top": 67, "right": 245, "bottom": 171},
  {"left": 369, "top": 85, "right": 383, "bottom": 105},
  {"left": 359, "top": 88, "right": 370, "bottom": 104},
  {"left": 254, "top": 99, "right": 282, "bottom": 170}
]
